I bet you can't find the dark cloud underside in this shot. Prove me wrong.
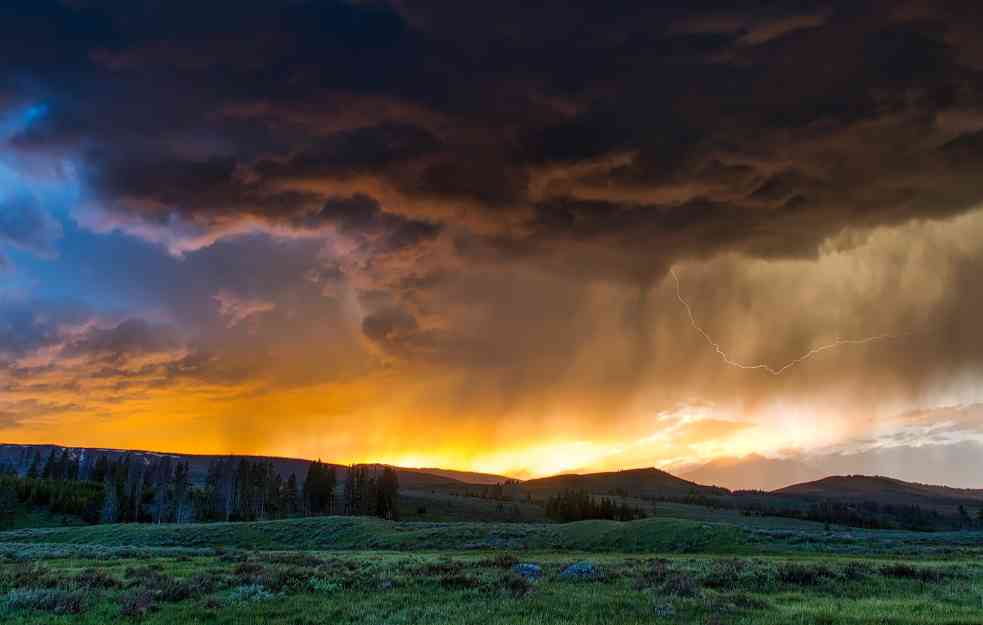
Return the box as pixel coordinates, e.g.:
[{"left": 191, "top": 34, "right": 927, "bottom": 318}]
[{"left": 3, "top": 1, "right": 983, "bottom": 476}]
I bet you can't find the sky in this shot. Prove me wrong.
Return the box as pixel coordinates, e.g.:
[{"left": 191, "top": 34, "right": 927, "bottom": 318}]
[{"left": 3, "top": 1, "right": 983, "bottom": 485}]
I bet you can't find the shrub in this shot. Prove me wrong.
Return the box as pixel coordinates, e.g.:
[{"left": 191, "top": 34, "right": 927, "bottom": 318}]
[
  {"left": 233, "top": 562, "right": 266, "bottom": 577},
  {"left": 842, "top": 561, "right": 872, "bottom": 581},
  {"left": 218, "top": 550, "right": 250, "bottom": 563},
  {"left": 421, "top": 560, "right": 464, "bottom": 575},
  {"left": 702, "top": 559, "right": 747, "bottom": 590},
  {"left": 778, "top": 563, "right": 835, "bottom": 586},
  {"left": 662, "top": 571, "right": 700, "bottom": 597},
  {"left": 439, "top": 574, "right": 482, "bottom": 590},
  {"left": 709, "top": 592, "right": 770, "bottom": 610},
  {"left": 481, "top": 553, "right": 520, "bottom": 569},
  {"left": 309, "top": 577, "right": 341, "bottom": 593},
  {"left": 257, "top": 566, "right": 318, "bottom": 593},
  {"left": 228, "top": 584, "right": 275, "bottom": 604},
  {"left": 70, "top": 568, "right": 122, "bottom": 590},
  {"left": 263, "top": 553, "right": 324, "bottom": 568},
  {"left": 119, "top": 590, "right": 157, "bottom": 618},
  {"left": 1, "top": 563, "right": 59, "bottom": 589},
  {"left": 638, "top": 559, "right": 672, "bottom": 586},
  {"left": 124, "top": 565, "right": 165, "bottom": 583},
  {"left": 4, "top": 589, "right": 86, "bottom": 614},
  {"left": 499, "top": 572, "right": 533, "bottom": 598},
  {"left": 879, "top": 564, "right": 945, "bottom": 583}
]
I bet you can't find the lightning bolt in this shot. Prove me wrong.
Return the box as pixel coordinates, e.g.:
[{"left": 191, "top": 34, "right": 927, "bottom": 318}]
[{"left": 670, "top": 268, "right": 897, "bottom": 376}]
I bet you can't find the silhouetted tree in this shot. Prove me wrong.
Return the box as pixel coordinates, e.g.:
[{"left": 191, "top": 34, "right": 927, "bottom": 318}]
[
  {"left": 41, "top": 450, "right": 56, "bottom": 479},
  {"left": 376, "top": 466, "right": 399, "bottom": 521},
  {"left": 304, "top": 460, "right": 336, "bottom": 515},
  {"left": 0, "top": 479, "right": 17, "bottom": 527},
  {"left": 284, "top": 473, "right": 301, "bottom": 516},
  {"left": 25, "top": 450, "right": 41, "bottom": 479}
]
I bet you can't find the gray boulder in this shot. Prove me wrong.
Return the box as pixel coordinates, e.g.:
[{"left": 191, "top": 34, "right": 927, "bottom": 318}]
[
  {"left": 559, "top": 561, "right": 599, "bottom": 580},
  {"left": 511, "top": 563, "right": 543, "bottom": 580}
]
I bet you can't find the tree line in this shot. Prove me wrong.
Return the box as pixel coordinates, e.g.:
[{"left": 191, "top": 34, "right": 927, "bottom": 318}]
[
  {"left": 0, "top": 449, "right": 399, "bottom": 527},
  {"left": 544, "top": 489, "right": 648, "bottom": 522}
]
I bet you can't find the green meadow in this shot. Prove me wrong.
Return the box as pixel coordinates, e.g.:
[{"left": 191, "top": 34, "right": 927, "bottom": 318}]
[{"left": 1, "top": 516, "right": 982, "bottom": 624}]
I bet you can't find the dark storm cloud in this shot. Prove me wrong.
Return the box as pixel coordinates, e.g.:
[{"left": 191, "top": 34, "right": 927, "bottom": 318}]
[
  {"left": 1, "top": 0, "right": 976, "bottom": 276},
  {"left": 8, "top": 0, "right": 983, "bottom": 400}
]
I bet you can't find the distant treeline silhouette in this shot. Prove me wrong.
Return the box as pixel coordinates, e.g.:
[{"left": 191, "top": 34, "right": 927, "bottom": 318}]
[
  {"left": 544, "top": 489, "right": 647, "bottom": 523},
  {"left": 0, "top": 449, "right": 399, "bottom": 527}
]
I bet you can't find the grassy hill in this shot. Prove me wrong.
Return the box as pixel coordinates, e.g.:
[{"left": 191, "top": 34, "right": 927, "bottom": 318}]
[
  {"left": 774, "top": 475, "right": 983, "bottom": 512},
  {"left": 406, "top": 468, "right": 512, "bottom": 485},
  {"left": 522, "top": 467, "right": 726, "bottom": 498},
  {"left": 3, "top": 514, "right": 982, "bottom": 559},
  {"left": 0, "top": 515, "right": 747, "bottom": 553}
]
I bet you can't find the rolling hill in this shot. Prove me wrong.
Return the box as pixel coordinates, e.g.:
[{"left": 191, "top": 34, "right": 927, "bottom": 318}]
[
  {"left": 522, "top": 467, "right": 727, "bottom": 498},
  {"left": 406, "top": 467, "right": 512, "bottom": 485},
  {"left": 773, "top": 475, "right": 983, "bottom": 513}
]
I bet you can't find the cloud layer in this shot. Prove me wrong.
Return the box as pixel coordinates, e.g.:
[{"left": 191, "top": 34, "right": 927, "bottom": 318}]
[{"left": 3, "top": 1, "right": 983, "bottom": 480}]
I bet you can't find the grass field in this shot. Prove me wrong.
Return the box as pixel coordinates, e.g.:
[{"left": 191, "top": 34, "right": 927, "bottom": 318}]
[{"left": 1, "top": 516, "right": 982, "bottom": 624}]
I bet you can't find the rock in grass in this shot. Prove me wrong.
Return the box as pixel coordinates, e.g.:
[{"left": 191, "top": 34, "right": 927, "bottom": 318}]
[
  {"left": 511, "top": 563, "right": 543, "bottom": 580},
  {"left": 560, "top": 561, "right": 599, "bottom": 580}
]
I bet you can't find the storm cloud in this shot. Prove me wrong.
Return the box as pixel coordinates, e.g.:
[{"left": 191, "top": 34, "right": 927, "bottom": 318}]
[{"left": 3, "top": 1, "right": 983, "bottom": 478}]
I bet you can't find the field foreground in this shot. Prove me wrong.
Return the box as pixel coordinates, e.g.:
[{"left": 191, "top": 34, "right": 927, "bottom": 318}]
[{"left": 1, "top": 517, "right": 982, "bottom": 624}]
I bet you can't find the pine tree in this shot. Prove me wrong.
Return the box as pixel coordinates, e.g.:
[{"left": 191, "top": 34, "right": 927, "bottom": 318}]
[
  {"left": 172, "top": 461, "right": 193, "bottom": 523},
  {"left": 26, "top": 451, "right": 40, "bottom": 479},
  {"left": 65, "top": 453, "right": 80, "bottom": 481},
  {"left": 376, "top": 466, "right": 399, "bottom": 520},
  {"left": 0, "top": 479, "right": 18, "bottom": 527},
  {"left": 303, "top": 460, "right": 337, "bottom": 515},
  {"left": 284, "top": 473, "right": 300, "bottom": 517},
  {"left": 41, "top": 449, "right": 56, "bottom": 479},
  {"left": 92, "top": 455, "right": 109, "bottom": 484},
  {"left": 53, "top": 449, "right": 69, "bottom": 480}
]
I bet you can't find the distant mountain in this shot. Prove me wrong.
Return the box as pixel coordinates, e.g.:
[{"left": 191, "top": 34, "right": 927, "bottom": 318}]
[
  {"left": 773, "top": 475, "right": 983, "bottom": 512},
  {"left": 408, "top": 467, "right": 512, "bottom": 485},
  {"left": 680, "top": 454, "right": 824, "bottom": 491},
  {"left": 811, "top": 441, "right": 983, "bottom": 490},
  {"left": 522, "top": 467, "right": 727, "bottom": 498}
]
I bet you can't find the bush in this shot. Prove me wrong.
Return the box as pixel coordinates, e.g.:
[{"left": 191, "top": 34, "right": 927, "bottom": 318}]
[
  {"left": 228, "top": 584, "right": 275, "bottom": 603},
  {"left": 636, "top": 559, "right": 675, "bottom": 591},
  {"left": 263, "top": 553, "right": 324, "bottom": 568},
  {"left": 662, "top": 571, "right": 700, "bottom": 597},
  {"left": 439, "top": 574, "right": 482, "bottom": 590},
  {"left": 309, "top": 577, "right": 341, "bottom": 593},
  {"left": 233, "top": 562, "right": 266, "bottom": 577},
  {"left": 125, "top": 564, "right": 165, "bottom": 582},
  {"left": 778, "top": 563, "right": 835, "bottom": 586},
  {"left": 119, "top": 590, "right": 157, "bottom": 618},
  {"left": 421, "top": 560, "right": 464, "bottom": 575},
  {"left": 257, "top": 567, "right": 318, "bottom": 593},
  {"left": 70, "top": 568, "right": 122, "bottom": 590},
  {"left": 1, "top": 563, "right": 59, "bottom": 589},
  {"left": 481, "top": 553, "right": 519, "bottom": 569},
  {"left": 3, "top": 589, "right": 86, "bottom": 614},
  {"left": 702, "top": 559, "right": 747, "bottom": 590},
  {"left": 842, "top": 561, "right": 872, "bottom": 581},
  {"left": 499, "top": 572, "right": 534, "bottom": 598},
  {"left": 879, "top": 564, "right": 945, "bottom": 583}
]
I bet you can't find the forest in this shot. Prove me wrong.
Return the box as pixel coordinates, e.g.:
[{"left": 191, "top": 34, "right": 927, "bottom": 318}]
[{"left": 0, "top": 449, "right": 399, "bottom": 527}]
